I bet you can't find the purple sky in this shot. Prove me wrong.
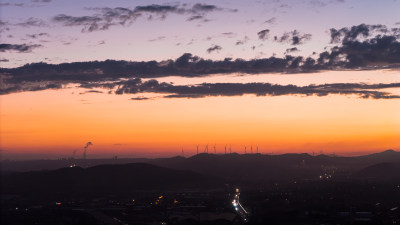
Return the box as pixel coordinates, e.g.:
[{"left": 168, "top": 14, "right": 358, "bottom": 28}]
[{"left": 1, "top": 0, "right": 399, "bottom": 67}]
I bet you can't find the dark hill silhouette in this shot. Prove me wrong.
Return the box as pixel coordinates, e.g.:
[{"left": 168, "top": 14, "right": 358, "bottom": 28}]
[
  {"left": 2, "top": 150, "right": 399, "bottom": 186},
  {"left": 2, "top": 150, "right": 399, "bottom": 174},
  {"left": 148, "top": 150, "right": 400, "bottom": 184},
  {"left": 1, "top": 163, "right": 223, "bottom": 197},
  {"left": 355, "top": 162, "right": 400, "bottom": 180}
]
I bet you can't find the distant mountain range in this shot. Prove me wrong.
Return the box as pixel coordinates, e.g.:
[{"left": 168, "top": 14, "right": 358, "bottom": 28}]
[
  {"left": 1, "top": 150, "right": 399, "bottom": 196},
  {"left": 149, "top": 150, "right": 400, "bottom": 183},
  {"left": 2, "top": 150, "right": 399, "bottom": 173}
]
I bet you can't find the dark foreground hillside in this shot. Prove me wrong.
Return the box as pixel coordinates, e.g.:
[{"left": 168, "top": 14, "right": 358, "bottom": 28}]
[
  {"left": 2, "top": 151, "right": 400, "bottom": 225},
  {"left": 1, "top": 163, "right": 223, "bottom": 198}
]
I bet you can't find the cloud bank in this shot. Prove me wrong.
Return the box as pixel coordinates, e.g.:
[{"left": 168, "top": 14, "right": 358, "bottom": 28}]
[{"left": 1, "top": 24, "right": 399, "bottom": 99}]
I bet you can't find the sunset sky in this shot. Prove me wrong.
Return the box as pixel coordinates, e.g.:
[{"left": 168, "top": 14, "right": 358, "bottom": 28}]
[{"left": 1, "top": 0, "right": 400, "bottom": 159}]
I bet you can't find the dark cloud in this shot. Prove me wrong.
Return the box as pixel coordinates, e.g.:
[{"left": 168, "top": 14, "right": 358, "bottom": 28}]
[
  {"left": 130, "top": 97, "right": 151, "bottom": 100},
  {"left": 257, "top": 29, "right": 270, "bottom": 41},
  {"left": 206, "top": 45, "right": 222, "bottom": 53},
  {"left": 86, "top": 90, "right": 103, "bottom": 93},
  {"left": 0, "top": 43, "right": 42, "bottom": 53},
  {"left": 329, "top": 24, "right": 388, "bottom": 44},
  {"left": 191, "top": 3, "right": 219, "bottom": 13},
  {"left": 134, "top": 4, "right": 182, "bottom": 13},
  {"left": 0, "top": 59, "right": 10, "bottom": 62},
  {"left": 319, "top": 35, "right": 400, "bottom": 68},
  {"left": 0, "top": 81, "right": 62, "bottom": 95},
  {"left": 53, "top": 3, "right": 233, "bottom": 32},
  {"left": 53, "top": 14, "right": 105, "bottom": 32},
  {"left": 2, "top": 73, "right": 400, "bottom": 100},
  {"left": 322, "top": 24, "right": 400, "bottom": 68},
  {"left": 285, "top": 47, "right": 299, "bottom": 54},
  {"left": 274, "top": 30, "right": 312, "bottom": 45},
  {"left": 81, "top": 78, "right": 400, "bottom": 100}
]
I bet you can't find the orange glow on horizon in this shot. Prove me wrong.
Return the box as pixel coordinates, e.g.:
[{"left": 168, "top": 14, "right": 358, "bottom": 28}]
[{"left": 1, "top": 81, "right": 399, "bottom": 159}]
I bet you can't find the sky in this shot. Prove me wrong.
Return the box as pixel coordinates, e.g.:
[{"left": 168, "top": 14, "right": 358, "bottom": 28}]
[{"left": 1, "top": 0, "right": 400, "bottom": 159}]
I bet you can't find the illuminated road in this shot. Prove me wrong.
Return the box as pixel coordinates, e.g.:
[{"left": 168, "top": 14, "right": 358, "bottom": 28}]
[{"left": 232, "top": 188, "right": 249, "bottom": 223}]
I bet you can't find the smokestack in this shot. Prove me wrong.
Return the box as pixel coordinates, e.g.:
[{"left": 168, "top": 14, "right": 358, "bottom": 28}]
[{"left": 83, "top": 142, "right": 93, "bottom": 159}]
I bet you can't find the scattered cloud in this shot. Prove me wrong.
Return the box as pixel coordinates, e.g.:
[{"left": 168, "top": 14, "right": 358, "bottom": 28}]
[
  {"left": 257, "top": 29, "right": 270, "bottom": 41},
  {"left": 0, "top": 43, "right": 42, "bottom": 53},
  {"left": 26, "top": 33, "right": 49, "bottom": 39},
  {"left": 263, "top": 17, "right": 276, "bottom": 24},
  {"left": 148, "top": 36, "right": 166, "bottom": 42},
  {"left": 221, "top": 32, "right": 236, "bottom": 38},
  {"left": 285, "top": 47, "right": 299, "bottom": 54},
  {"left": 187, "top": 15, "right": 204, "bottom": 21},
  {"left": 206, "top": 45, "right": 222, "bottom": 53},
  {"left": 236, "top": 36, "right": 250, "bottom": 45},
  {"left": 16, "top": 18, "right": 48, "bottom": 27},
  {"left": 274, "top": 30, "right": 312, "bottom": 45},
  {"left": 53, "top": 3, "right": 235, "bottom": 32}
]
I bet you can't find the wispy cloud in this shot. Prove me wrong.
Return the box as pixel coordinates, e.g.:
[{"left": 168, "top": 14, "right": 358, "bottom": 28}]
[
  {"left": 52, "top": 3, "right": 236, "bottom": 32},
  {"left": 81, "top": 78, "right": 400, "bottom": 100}
]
